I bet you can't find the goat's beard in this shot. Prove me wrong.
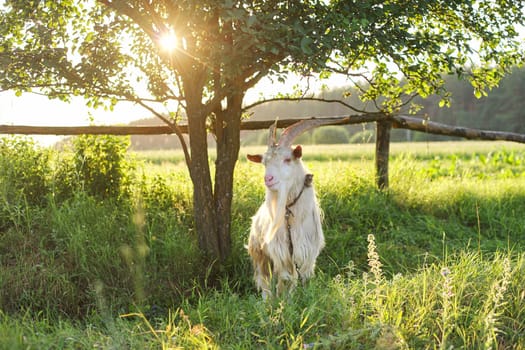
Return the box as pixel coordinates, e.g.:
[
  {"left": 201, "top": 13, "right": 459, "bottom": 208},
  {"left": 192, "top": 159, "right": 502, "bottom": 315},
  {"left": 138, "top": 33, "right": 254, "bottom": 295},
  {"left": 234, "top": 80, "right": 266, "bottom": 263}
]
[{"left": 264, "top": 182, "right": 289, "bottom": 244}]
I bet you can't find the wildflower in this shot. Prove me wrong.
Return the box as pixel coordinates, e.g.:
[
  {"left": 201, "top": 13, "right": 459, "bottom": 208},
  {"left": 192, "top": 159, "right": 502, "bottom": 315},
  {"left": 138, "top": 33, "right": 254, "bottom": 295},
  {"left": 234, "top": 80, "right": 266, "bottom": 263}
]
[
  {"left": 440, "top": 266, "right": 454, "bottom": 350},
  {"left": 441, "top": 267, "right": 454, "bottom": 299},
  {"left": 367, "top": 234, "right": 383, "bottom": 284}
]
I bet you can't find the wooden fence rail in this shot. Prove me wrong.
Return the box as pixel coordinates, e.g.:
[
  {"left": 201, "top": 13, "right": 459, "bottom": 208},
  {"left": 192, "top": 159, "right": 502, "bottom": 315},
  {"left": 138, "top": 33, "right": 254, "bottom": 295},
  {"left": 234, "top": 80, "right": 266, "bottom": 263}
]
[
  {"left": 392, "top": 115, "right": 525, "bottom": 143},
  {"left": 0, "top": 114, "right": 386, "bottom": 135},
  {"left": 2, "top": 114, "right": 524, "bottom": 142}
]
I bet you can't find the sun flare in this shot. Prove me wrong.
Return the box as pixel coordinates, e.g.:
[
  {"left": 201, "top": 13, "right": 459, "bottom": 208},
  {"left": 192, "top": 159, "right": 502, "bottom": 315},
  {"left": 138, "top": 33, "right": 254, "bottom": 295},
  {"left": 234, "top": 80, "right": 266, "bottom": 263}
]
[{"left": 159, "top": 31, "right": 177, "bottom": 51}]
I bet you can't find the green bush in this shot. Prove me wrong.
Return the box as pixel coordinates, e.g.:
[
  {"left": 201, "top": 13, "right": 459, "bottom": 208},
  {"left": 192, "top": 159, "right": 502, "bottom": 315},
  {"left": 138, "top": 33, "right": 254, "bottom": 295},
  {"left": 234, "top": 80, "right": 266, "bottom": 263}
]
[
  {"left": 312, "top": 126, "right": 349, "bottom": 144},
  {"left": 295, "top": 130, "right": 314, "bottom": 145},
  {"left": 54, "top": 135, "right": 134, "bottom": 200},
  {"left": 0, "top": 136, "right": 50, "bottom": 206}
]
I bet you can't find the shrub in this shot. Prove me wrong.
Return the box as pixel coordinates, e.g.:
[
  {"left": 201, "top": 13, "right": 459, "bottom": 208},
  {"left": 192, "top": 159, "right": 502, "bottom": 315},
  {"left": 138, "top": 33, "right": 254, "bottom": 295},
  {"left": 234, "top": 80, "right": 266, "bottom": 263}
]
[
  {"left": 312, "top": 126, "right": 349, "bottom": 144},
  {"left": 54, "top": 135, "right": 134, "bottom": 200},
  {"left": 0, "top": 136, "right": 50, "bottom": 206}
]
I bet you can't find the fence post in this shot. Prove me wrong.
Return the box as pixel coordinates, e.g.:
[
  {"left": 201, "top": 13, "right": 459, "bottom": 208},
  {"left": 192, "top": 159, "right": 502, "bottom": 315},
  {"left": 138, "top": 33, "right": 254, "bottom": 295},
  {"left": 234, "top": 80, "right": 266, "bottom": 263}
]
[{"left": 375, "top": 119, "right": 392, "bottom": 190}]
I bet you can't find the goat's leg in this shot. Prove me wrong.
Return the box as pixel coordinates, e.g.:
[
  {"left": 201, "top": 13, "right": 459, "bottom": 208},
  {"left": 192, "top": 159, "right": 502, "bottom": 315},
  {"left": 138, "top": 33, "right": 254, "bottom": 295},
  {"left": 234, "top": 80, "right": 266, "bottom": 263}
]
[
  {"left": 255, "top": 260, "right": 272, "bottom": 300},
  {"left": 298, "top": 263, "right": 315, "bottom": 284},
  {"left": 247, "top": 232, "right": 272, "bottom": 299},
  {"left": 275, "top": 259, "right": 298, "bottom": 296},
  {"left": 248, "top": 243, "right": 273, "bottom": 299}
]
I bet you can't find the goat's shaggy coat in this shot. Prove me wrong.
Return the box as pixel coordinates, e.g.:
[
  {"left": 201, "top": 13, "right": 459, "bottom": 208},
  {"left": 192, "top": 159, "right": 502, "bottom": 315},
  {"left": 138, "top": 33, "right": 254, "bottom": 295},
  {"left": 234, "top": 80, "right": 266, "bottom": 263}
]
[{"left": 247, "top": 119, "right": 329, "bottom": 298}]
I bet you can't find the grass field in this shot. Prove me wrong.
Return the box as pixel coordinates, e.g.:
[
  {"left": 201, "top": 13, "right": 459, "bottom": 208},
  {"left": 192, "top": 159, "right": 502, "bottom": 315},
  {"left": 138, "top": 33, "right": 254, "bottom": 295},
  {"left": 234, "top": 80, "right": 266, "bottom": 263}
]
[{"left": 1, "top": 139, "right": 524, "bottom": 349}]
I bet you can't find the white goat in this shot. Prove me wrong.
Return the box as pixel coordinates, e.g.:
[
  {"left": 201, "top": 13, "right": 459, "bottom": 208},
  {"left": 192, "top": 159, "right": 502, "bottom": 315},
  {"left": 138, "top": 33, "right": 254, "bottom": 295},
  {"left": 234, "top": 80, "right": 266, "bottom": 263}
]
[{"left": 247, "top": 119, "right": 331, "bottom": 298}]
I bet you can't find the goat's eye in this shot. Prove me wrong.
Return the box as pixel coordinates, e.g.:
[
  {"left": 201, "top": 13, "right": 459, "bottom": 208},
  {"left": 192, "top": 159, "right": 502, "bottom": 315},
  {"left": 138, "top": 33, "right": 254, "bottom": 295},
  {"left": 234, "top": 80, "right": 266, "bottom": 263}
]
[{"left": 284, "top": 158, "right": 291, "bottom": 163}]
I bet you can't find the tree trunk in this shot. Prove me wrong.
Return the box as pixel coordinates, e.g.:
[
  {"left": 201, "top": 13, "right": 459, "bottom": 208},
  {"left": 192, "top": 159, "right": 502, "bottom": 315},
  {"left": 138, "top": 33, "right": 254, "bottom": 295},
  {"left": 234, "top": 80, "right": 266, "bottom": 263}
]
[
  {"left": 375, "top": 120, "right": 392, "bottom": 190},
  {"left": 186, "top": 100, "right": 222, "bottom": 260},
  {"left": 213, "top": 92, "right": 243, "bottom": 260},
  {"left": 184, "top": 76, "right": 243, "bottom": 262}
]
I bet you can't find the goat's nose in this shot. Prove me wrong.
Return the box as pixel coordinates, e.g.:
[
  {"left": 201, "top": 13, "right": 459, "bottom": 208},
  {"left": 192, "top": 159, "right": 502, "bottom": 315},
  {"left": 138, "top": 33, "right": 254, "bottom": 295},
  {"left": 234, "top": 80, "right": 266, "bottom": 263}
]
[{"left": 264, "top": 175, "right": 274, "bottom": 184}]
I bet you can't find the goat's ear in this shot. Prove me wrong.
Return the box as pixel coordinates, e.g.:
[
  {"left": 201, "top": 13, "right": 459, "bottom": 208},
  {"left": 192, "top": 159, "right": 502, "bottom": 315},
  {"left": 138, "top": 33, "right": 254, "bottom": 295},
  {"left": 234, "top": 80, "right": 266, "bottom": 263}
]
[
  {"left": 247, "top": 154, "right": 263, "bottom": 163},
  {"left": 293, "top": 145, "right": 302, "bottom": 159}
]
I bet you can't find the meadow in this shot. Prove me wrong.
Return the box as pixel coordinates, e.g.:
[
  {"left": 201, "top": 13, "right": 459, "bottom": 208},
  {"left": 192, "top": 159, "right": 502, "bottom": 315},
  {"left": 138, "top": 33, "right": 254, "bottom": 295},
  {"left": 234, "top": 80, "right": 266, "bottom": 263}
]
[{"left": 0, "top": 137, "right": 524, "bottom": 349}]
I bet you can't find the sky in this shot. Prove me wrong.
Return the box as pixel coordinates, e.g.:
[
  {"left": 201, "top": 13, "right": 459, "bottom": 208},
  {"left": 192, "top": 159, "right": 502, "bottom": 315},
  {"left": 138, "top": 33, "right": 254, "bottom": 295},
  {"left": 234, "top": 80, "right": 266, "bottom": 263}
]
[
  {"left": 0, "top": 91, "right": 145, "bottom": 126},
  {"left": 0, "top": 91, "right": 151, "bottom": 145},
  {"left": 0, "top": 78, "right": 294, "bottom": 122}
]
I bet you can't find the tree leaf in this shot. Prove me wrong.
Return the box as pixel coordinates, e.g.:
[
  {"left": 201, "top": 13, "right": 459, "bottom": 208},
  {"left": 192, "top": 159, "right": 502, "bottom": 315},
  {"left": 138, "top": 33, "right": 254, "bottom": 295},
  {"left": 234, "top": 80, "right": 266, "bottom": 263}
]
[{"left": 300, "top": 36, "right": 313, "bottom": 55}]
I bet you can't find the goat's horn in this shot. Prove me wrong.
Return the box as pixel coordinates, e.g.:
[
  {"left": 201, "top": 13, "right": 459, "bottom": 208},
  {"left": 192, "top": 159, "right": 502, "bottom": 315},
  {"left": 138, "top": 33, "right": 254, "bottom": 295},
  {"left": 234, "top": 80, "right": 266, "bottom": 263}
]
[
  {"left": 268, "top": 118, "right": 278, "bottom": 146},
  {"left": 278, "top": 118, "right": 335, "bottom": 146}
]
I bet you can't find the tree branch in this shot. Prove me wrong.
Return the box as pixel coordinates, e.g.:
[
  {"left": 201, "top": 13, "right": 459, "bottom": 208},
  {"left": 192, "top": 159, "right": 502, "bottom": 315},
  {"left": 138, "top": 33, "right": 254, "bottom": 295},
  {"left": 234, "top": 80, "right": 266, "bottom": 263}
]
[
  {"left": 0, "top": 115, "right": 385, "bottom": 135},
  {"left": 97, "top": 0, "right": 157, "bottom": 39},
  {"left": 130, "top": 96, "right": 192, "bottom": 167},
  {"left": 243, "top": 96, "right": 368, "bottom": 114}
]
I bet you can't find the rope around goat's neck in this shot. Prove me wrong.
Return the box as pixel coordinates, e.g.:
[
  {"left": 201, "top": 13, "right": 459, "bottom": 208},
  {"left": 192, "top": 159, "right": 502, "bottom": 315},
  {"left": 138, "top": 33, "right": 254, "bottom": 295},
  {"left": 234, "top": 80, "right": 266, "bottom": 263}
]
[
  {"left": 285, "top": 173, "right": 313, "bottom": 279},
  {"left": 286, "top": 174, "right": 313, "bottom": 210}
]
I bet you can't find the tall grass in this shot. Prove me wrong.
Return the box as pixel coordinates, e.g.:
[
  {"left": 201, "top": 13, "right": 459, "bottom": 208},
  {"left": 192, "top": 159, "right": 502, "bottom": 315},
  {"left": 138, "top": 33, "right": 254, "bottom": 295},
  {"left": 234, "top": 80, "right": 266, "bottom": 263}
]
[
  {"left": 2, "top": 250, "right": 522, "bottom": 348},
  {"left": 0, "top": 138, "right": 524, "bottom": 348}
]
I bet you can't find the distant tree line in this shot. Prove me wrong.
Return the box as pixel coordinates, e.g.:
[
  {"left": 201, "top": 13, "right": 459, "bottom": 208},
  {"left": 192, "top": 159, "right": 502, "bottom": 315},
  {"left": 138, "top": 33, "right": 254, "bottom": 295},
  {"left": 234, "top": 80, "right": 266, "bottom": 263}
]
[
  {"left": 414, "top": 67, "right": 525, "bottom": 141},
  {"left": 129, "top": 68, "right": 525, "bottom": 150}
]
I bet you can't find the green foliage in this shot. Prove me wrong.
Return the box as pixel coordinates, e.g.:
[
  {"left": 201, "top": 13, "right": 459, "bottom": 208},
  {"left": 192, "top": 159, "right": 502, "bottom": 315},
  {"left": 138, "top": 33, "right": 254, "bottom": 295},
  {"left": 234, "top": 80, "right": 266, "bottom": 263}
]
[
  {"left": 2, "top": 253, "right": 523, "bottom": 349},
  {"left": 0, "top": 136, "right": 50, "bottom": 206},
  {"left": 1, "top": 0, "right": 524, "bottom": 113},
  {"left": 416, "top": 67, "right": 525, "bottom": 137},
  {"left": 0, "top": 185, "right": 201, "bottom": 318},
  {"left": 55, "top": 135, "right": 134, "bottom": 200},
  {"left": 393, "top": 149, "right": 525, "bottom": 181},
  {"left": 312, "top": 126, "right": 350, "bottom": 144}
]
